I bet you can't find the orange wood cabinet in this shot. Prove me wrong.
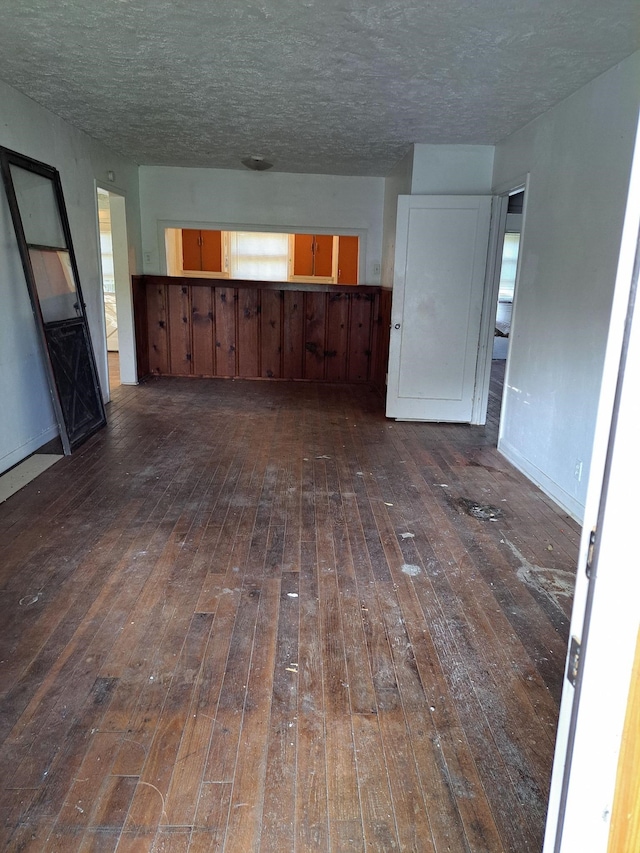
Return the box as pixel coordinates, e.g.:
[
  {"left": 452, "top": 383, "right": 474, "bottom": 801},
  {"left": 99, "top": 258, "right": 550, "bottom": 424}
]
[
  {"left": 133, "top": 276, "right": 390, "bottom": 389},
  {"left": 181, "top": 229, "right": 223, "bottom": 273},
  {"left": 292, "top": 234, "right": 336, "bottom": 279},
  {"left": 290, "top": 233, "right": 359, "bottom": 284},
  {"left": 337, "top": 235, "right": 359, "bottom": 284}
]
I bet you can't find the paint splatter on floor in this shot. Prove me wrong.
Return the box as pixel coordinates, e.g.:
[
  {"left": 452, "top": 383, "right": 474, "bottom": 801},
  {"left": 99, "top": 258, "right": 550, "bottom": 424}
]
[{"left": 501, "top": 535, "right": 575, "bottom": 607}]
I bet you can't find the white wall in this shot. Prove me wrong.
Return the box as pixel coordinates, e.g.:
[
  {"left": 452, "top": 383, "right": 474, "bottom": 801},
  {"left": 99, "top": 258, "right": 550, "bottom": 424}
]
[
  {"left": 381, "top": 149, "right": 413, "bottom": 289},
  {"left": 139, "top": 166, "right": 385, "bottom": 284},
  {"left": 0, "top": 80, "right": 141, "bottom": 474},
  {"left": 493, "top": 52, "right": 640, "bottom": 520},
  {"left": 381, "top": 145, "right": 495, "bottom": 291},
  {"left": 410, "top": 144, "right": 495, "bottom": 195}
]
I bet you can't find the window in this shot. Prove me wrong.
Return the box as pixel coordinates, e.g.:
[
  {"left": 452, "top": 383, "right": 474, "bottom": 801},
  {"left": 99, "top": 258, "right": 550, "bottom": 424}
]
[{"left": 229, "top": 231, "right": 289, "bottom": 281}]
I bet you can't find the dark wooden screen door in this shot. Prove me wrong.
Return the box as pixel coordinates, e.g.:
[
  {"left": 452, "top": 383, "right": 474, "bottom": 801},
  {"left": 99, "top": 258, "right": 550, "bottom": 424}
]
[{"left": 0, "top": 147, "right": 106, "bottom": 454}]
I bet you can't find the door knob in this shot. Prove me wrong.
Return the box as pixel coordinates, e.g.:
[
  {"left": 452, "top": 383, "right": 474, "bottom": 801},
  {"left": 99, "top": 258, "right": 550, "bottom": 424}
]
[{"left": 394, "top": 323, "right": 400, "bottom": 329}]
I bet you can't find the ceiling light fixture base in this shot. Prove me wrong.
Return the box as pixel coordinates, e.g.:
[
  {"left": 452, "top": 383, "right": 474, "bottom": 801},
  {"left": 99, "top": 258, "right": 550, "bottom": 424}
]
[{"left": 241, "top": 155, "right": 273, "bottom": 171}]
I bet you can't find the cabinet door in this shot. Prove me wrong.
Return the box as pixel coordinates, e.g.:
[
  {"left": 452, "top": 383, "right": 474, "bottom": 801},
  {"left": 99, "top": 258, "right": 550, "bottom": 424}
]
[
  {"left": 293, "top": 234, "right": 314, "bottom": 276},
  {"left": 314, "top": 234, "right": 334, "bottom": 277},
  {"left": 182, "top": 229, "right": 202, "bottom": 271},
  {"left": 292, "top": 233, "right": 337, "bottom": 280},
  {"left": 337, "top": 236, "right": 358, "bottom": 284},
  {"left": 201, "top": 230, "right": 222, "bottom": 272}
]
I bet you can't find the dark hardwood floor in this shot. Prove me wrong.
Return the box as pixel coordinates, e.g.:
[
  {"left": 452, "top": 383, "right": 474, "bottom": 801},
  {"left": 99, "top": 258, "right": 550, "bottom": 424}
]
[{"left": 0, "top": 364, "right": 579, "bottom": 852}]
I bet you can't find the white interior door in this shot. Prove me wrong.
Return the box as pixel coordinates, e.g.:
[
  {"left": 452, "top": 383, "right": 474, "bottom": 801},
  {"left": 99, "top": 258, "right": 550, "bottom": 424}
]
[
  {"left": 543, "top": 112, "right": 640, "bottom": 853},
  {"left": 386, "top": 195, "right": 493, "bottom": 421}
]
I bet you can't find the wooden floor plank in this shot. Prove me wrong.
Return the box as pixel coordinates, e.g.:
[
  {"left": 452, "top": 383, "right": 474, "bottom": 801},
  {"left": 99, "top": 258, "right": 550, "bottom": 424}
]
[
  {"left": 312, "top": 452, "right": 366, "bottom": 851},
  {"left": 295, "top": 539, "right": 330, "bottom": 853},
  {"left": 47, "top": 731, "right": 124, "bottom": 846},
  {"left": 259, "top": 573, "right": 299, "bottom": 852},
  {"left": 222, "top": 578, "right": 280, "bottom": 852},
  {"left": 0, "top": 366, "right": 580, "bottom": 852},
  {"left": 202, "top": 585, "right": 262, "bottom": 785},
  {"left": 163, "top": 591, "right": 239, "bottom": 827},
  {"left": 351, "top": 712, "right": 400, "bottom": 851},
  {"left": 190, "top": 782, "right": 232, "bottom": 852}
]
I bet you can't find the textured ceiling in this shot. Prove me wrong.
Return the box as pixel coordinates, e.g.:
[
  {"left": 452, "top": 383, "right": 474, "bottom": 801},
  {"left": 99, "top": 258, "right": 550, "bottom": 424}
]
[{"left": 1, "top": 0, "right": 638, "bottom": 176}]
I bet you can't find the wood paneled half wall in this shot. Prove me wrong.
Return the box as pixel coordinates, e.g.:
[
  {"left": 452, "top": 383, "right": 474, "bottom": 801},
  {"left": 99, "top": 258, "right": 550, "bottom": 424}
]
[{"left": 133, "top": 276, "right": 392, "bottom": 389}]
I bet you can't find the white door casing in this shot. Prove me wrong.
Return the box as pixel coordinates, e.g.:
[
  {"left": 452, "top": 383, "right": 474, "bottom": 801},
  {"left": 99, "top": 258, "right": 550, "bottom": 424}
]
[
  {"left": 386, "top": 195, "right": 493, "bottom": 422},
  {"left": 96, "top": 185, "right": 137, "bottom": 390}
]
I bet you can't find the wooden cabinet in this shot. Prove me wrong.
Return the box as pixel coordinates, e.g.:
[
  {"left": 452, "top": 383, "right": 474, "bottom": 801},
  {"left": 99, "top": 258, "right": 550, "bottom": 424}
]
[
  {"left": 337, "top": 235, "right": 359, "bottom": 285},
  {"left": 181, "top": 229, "right": 226, "bottom": 274},
  {"left": 289, "top": 234, "right": 359, "bottom": 284},
  {"left": 291, "top": 234, "right": 336, "bottom": 280}
]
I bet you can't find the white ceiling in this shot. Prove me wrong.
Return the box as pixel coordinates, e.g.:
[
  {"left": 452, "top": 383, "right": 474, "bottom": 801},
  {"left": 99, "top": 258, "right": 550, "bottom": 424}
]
[{"left": 1, "top": 0, "right": 638, "bottom": 176}]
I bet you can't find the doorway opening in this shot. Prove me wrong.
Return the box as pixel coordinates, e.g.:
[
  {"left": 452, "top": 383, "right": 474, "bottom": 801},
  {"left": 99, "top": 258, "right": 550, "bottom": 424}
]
[
  {"left": 487, "top": 189, "right": 524, "bottom": 438},
  {"left": 97, "top": 189, "right": 119, "bottom": 392},
  {"left": 493, "top": 194, "right": 523, "bottom": 360},
  {"left": 96, "top": 186, "right": 136, "bottom": 396}
]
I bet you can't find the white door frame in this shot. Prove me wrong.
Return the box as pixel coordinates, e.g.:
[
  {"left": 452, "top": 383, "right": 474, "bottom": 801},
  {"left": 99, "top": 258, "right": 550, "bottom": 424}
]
[
  {"left": 95, "top": 183, "right": 137, "bottom": 394},
  {"left": 470, "top": 194, "right": 507, "bottom": 423},
  {"left": 471, "top": 174, "right": 529, "bottom": 425}
]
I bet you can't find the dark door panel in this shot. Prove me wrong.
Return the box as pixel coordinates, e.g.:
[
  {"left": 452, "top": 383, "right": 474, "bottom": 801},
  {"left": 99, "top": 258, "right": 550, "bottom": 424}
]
[{"left": 0, "top": 146, "right": 106, "bottom": 454}]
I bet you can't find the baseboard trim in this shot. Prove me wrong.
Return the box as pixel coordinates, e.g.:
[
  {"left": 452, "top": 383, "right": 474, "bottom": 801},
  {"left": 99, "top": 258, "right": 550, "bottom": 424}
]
[
  {"left": 498, "top": 438, "right": 585, "bottom": 524},
  {"left": 0, "top": 425, "right": 60, "bottom": 477}
]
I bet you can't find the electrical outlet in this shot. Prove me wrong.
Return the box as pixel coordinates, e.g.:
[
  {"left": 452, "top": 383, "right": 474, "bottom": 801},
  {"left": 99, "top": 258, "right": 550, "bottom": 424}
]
[
  {"left": 144, "top": 251, "right": 152, "bottom": 265},
  {"left": 574, "top": 460, "right": 583, "bottom": 482}
]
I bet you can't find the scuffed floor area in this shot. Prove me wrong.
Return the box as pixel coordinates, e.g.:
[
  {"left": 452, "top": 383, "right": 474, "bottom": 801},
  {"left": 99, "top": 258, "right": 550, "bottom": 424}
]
[{"left": 0, "top": 371, "right": 579, "bottom": 851}]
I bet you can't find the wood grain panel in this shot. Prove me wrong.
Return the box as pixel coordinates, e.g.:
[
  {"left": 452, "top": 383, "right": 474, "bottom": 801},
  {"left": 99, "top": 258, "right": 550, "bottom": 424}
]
[
  {"left": 146, "top": 284, "right": 169, "bottom": 375},
  {"left": 372, "top": 289, "right": 392, "bottom": 392},
  {"left": 260, "top": 289, "right": 282, "bottom": 379},
  {"left": 325, "top": 293, "right": 349, "bottom": 382},
  {"left": 167, "top": 285, "right": 191, "bottom": 376},
  {"left": 134, "top": 277, "right": 383, "bottom": 383},
  {"left": 132, "top": 277, "right": 150, "bottom": 380},
  {"left": 191, "top": 285, "right": 214, "bottom": 377},
  {"left": 348, "top": 292, "right": 373, "bottom": 382},
  {"left": 282, "top": 291, "right": 304, "bottom": 379},
  {"left": 304, "top": 292, "right": 327, "bottom": 381},
  {"left": 214, "top": 287, "right": 237, "bottom": 376},
  {"left": 237, "top": 288, "right": 260, "bottom": 378}
]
